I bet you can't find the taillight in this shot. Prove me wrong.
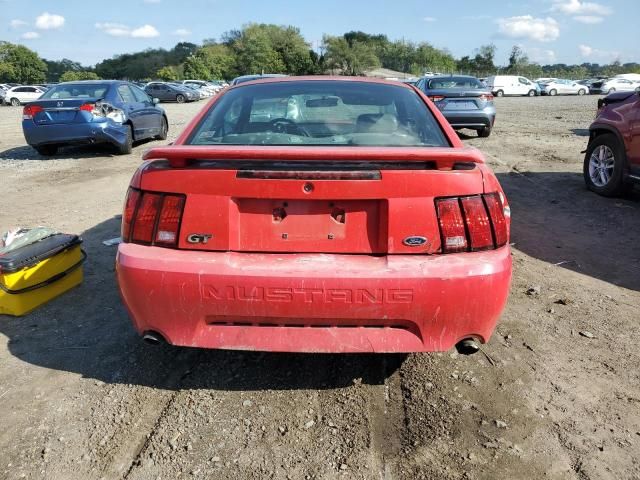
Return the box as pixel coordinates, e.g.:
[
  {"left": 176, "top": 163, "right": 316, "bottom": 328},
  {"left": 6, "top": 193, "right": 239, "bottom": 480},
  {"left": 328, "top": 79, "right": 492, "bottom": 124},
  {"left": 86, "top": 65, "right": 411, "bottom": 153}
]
[
  {"left": 121, "top": 188, "right": 185, "bottom": 247},
  {"left": 479, "top": 93, "right": 494, "bottom": 102},
  {"left": 436, "top": 193, "right": 508, "bottom": 253},
  {"left": 79, "top": 103, "right": 94, "bottom": 112},
  {"left": 436, "top": 198, "right": 468, "bottom": 253},
  {"left": 121, "top": 188, "right": 141, "bottom": 241},
  {"left": 23, "top": 105, "right": 43, "bottom": 120},
  {"left": 428, "top": 95, "right": 445, "bottom": 102},
  {"left": 154, "top": 196, "right": 185, "bottom": 246}
]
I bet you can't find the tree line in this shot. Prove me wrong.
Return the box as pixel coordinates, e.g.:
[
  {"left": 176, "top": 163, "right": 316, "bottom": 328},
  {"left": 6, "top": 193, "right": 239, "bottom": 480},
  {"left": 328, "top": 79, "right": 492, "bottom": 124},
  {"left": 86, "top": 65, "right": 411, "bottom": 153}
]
[{"left": 1, "top": 26, "right": 639, "bottom": 84}]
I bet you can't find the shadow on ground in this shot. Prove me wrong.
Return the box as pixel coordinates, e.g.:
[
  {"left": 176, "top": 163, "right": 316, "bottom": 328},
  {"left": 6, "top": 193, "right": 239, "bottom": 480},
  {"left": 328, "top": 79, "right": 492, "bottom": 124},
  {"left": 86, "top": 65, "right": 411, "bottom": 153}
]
[
  {"left": 0, "top": 215, "right": 405, "bottom": 391},
  {"left": 497, "top": 170, "right": 640, "bottom": 291},
  {"left": 0, "top": 138, "right": 157, "bottom": 161}
]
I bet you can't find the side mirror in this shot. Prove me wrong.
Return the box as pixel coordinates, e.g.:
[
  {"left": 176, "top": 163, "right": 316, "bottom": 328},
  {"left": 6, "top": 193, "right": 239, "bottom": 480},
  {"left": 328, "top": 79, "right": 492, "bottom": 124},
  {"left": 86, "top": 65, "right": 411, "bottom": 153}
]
[{"left": 152, "top": 97, "right": 160, "bottom": 105}]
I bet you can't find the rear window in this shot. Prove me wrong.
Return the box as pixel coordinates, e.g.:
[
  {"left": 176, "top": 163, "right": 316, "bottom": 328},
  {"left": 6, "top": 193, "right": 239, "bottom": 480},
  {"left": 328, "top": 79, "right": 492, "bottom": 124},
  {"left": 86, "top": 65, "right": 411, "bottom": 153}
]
[
  {"left": 42, "top": 83, "right": 110, "bottom": 99},
  {"left": 188, "top": 80, "right": 448, "bottom": 147},
  {"left": 427, "top": 77, "right": 484, "bottom": 89}
]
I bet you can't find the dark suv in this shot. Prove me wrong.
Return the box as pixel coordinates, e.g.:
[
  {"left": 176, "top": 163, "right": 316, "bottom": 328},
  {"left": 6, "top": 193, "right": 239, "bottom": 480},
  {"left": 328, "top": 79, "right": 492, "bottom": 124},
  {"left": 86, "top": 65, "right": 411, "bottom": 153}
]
[{"left": 584, "top": 91, "right": 640, "bottom": 196}]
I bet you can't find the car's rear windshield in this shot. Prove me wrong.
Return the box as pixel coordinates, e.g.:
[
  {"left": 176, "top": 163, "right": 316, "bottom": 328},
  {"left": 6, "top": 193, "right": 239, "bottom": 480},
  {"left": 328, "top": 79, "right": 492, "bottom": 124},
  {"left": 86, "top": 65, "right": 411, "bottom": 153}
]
[
  {"left": 188, "top": 80, "right": 448, "bottom": 147},
  {"left": 41, "top": 83, "right": 110, "bottom": 99},
  {"left": 427, "top": 77, "right": 484, "bottom": 89}
]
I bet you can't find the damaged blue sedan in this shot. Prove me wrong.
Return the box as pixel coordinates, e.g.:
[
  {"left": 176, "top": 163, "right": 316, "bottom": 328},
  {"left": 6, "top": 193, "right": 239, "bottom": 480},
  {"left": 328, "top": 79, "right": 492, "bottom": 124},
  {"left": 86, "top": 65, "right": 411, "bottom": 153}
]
[{"left": 22, "top": 80, "right": 168, "bottom": 156}]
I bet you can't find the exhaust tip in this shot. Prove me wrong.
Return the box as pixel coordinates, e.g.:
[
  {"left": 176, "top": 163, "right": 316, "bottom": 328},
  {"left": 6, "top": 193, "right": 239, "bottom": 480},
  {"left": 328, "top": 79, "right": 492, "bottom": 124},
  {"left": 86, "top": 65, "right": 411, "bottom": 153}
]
[
  {"left": 142, "top": 332, "right": 165, "bottom": 345},
  {"left": 455, "top": 338, "right": 480, "bottom": 355}
]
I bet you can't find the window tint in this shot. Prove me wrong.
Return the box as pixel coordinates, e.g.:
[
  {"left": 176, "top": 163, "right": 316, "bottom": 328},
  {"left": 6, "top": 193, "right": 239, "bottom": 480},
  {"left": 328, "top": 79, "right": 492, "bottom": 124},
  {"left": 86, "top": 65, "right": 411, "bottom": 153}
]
[
  {"left": 118, "top": 85, "right": 136, "bottom": 103},
  {"left": 427, "top": 77, "right": 484, "bottom": 89},
  {"left": 131, "top": 85, "right": 150, "bottom": 103},
  {"left": 188, "top": 80, "right": 448, "bottom": 147},
  {"left": 41, "top": 83, "right": 110, "bottom": 99}
]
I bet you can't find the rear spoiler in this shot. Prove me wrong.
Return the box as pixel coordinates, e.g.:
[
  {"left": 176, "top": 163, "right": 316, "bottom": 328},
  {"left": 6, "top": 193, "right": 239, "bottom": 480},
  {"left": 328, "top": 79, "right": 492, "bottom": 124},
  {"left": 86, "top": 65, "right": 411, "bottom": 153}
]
[{"left": 143, "top": 145, "right": 487, "bottom": 169}]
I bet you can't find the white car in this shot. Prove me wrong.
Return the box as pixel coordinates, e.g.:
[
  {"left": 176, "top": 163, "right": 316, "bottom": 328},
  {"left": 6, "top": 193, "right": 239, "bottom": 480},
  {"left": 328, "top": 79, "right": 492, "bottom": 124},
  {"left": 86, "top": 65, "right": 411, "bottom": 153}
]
[
  {"left": 3, "top": 85, "right": 47, "bottom": 106},
  {"left": 485, "top": 75, "right": 540, "bottom": 97},
  {"left": 541, "top": 79, "right": 588, "bottom": 96},
  {"left": 182, "top": 80, "right": 216, "bottom": 97},
  {"left": 597, "top": 77, "right": 640, "bottom": 94}
]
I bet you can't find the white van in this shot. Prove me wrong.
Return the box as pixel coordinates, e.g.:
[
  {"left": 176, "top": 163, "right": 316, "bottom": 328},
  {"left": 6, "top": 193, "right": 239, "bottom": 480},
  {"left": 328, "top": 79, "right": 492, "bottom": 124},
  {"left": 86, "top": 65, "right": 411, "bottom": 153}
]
[{"left": 484, "top": 75, "right": 539, "bottom": 97}]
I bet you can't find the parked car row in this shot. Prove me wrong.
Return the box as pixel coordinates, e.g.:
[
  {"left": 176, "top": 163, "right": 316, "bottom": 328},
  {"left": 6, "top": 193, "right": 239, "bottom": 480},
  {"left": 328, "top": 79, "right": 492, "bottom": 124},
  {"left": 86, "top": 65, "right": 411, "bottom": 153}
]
[{"left": 1, "top": 84, "right": 51, "bottom": 106}]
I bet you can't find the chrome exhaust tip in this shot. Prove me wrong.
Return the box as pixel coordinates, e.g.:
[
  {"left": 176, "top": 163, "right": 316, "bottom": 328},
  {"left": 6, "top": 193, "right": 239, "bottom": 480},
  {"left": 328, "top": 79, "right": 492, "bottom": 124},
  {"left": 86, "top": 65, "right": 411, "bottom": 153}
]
[
  {"left": 142, "top": 332, "right": 165, "bottom": 345},
  {"left": 455, "top": 338, "right": 480, "bottom": 355}
]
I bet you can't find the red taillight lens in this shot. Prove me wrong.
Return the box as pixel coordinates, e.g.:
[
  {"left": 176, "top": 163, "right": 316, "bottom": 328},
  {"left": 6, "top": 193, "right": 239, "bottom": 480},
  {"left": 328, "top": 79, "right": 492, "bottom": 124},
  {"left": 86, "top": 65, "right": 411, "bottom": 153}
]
[
  {"left": 23, "top": 105, "right": 43, "bottom": 120},
  {"left": 436, "top": 198, "right": 468, "bottom": 253},
  {"left": 79, "top": 103, "right": 94, "bottom": 112},
  {"left": 132, "top": 193, "right": 163, "bottom": 243},
  {"left": 122, "top": 188, "right": 185, "bottom": 247},
  {"left": 484, "top": 193, "right": 508, "bottom": 247},
  {"left": 479, "top": 94, "right": 494, "bottom": 102},
  {"left": 461, "top": 196, "right": 493, "bottom": 251},
  {"left": 121, "top": 188, "right": 141, "bottom": 242},
  {"left": 154, "top": 196, "right": 185, "bottom": 246},
  {"left": 436, "top": 193, "right": 509, "bottom": 253},
  {"left": 429, "top": 95, "right": 445, "bottom": 102}
]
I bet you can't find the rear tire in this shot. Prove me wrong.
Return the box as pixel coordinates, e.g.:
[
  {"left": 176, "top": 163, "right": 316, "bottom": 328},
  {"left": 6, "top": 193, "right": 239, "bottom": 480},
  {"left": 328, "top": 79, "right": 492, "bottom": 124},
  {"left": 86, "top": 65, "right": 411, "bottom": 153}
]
[
  {"left": 549, "top": 89, "right": 557, "bottom": 96},
  {"left": 583, "top": 133, "right": 630, "bottom": 197},
  {"left": 478, "top": 126, "right": 492, "bottom": 138},
  {"left": 495, "top": 90, "right": 504, "bottom": 97},
  {"left": 527, "top": 89, "right": 536, "bottom": 97},
  {"left": 607, "top": 88, "right": 616, "bottom": 94},
  {"left": 116, "top": 125, "right": 133, "bottom": 155},
  {"left": 10, "top": 98, "right": 20, "bottom": 106},
  {"left": 35, "top": 145, "right": 58, "bottom": 156},
  {"left": 176, "top": 94, "right": 185, "bottom": 104},
  {"left": 578, "top": 89, "right": 586, "bottom": 96},
  {"left": 156, "top": 117, "right": 168, "bottom": 140}
]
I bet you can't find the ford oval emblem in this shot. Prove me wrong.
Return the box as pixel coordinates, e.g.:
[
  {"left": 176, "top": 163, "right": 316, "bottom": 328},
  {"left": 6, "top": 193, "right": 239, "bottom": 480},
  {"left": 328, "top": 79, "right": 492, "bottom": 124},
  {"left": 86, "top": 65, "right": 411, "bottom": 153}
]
[{"left": 403, "top": 236, "right": 428, "bottom": 247}]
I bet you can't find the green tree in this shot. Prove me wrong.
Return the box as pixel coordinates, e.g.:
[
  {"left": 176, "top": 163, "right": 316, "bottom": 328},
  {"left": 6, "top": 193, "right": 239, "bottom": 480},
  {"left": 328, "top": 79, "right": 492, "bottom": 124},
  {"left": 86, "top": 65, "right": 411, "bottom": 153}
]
[
  {"left": 323, "top": 35, "right": 379, "bottom": 75},
  {"left": 197, "top": 44, "right": 236, "bottom": 79},
  {"left": 232, "top": 24, "right": 286, "bottom": 74},
  {"left": 183, "top": 55, "right": 211, "bottom": 79},
  {"left": 59, "top": 70, "right": 100, "bottom": 82},
  {"left": 156, "top": 66, "right": 179, "bottom": 81},
  {"left": 0, "top": 42, "right": 47, "bottom": 83}
]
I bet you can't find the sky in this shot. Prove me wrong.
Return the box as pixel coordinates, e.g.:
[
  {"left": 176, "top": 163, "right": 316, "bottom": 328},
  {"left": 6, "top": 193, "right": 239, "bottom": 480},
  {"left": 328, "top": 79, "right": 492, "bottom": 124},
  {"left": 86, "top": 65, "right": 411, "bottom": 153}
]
[{"left": 1, "top": 0, "right": 638, "bottom": 67}]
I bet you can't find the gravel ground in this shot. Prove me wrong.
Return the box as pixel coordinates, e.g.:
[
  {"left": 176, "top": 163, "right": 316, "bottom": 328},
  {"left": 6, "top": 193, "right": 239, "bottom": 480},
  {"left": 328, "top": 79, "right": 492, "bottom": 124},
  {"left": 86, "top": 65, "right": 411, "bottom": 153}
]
[{"left": 0, "top": 95, "right": 639, "bottom": 480}]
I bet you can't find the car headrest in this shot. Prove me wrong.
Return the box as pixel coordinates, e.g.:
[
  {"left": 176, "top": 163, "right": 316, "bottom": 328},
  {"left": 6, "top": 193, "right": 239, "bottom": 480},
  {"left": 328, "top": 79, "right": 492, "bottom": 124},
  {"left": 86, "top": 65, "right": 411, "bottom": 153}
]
[{"left": 355, "top": 113, "right": 399, "bottom": 133}]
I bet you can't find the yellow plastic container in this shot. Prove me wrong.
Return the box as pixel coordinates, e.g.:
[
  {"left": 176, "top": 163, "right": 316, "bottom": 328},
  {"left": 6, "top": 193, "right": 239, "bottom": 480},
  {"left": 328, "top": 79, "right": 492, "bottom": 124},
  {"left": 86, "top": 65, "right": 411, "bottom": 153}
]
[{"left": 0, "top": 234, "right": 85, "bottom": 316}]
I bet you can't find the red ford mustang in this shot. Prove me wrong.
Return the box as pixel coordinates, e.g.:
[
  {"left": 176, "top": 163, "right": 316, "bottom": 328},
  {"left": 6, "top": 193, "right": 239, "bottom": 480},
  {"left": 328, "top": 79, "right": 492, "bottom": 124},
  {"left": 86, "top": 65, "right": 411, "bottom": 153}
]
[{"left": 116, "top": 77, "right": 512, "bottom": 354}]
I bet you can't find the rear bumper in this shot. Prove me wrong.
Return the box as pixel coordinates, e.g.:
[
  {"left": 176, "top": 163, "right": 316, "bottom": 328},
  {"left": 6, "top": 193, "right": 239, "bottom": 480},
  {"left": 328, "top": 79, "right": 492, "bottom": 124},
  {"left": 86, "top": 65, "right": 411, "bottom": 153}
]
[
  {"left": 116, "top": 244, "right": 512, "bottom": 353},
  {"left": 22, "top": 119, "right": 129, "bottom": 148},
  {"left": 443, "top": 109, "right": 496, "bottom": 129}
]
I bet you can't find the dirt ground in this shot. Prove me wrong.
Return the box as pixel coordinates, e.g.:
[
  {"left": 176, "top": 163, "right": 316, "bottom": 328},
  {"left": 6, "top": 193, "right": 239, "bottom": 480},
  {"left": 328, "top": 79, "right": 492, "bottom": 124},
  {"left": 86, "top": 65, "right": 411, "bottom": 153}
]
[{"left": 0, "top": 95, "right": 639, "bottom": 480}]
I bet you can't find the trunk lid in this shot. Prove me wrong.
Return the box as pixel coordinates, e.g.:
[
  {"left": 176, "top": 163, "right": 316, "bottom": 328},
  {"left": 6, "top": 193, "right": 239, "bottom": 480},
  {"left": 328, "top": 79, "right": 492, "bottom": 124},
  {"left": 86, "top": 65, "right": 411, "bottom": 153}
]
[
  {"left": 27, "top": 98, "right": 101, "bottom": 125},
  {"left": 426, "top": 89, "right": 492, "bottom": 111},
  {"left": 139, "top": 146, "right": 487, "bottom": 255}
]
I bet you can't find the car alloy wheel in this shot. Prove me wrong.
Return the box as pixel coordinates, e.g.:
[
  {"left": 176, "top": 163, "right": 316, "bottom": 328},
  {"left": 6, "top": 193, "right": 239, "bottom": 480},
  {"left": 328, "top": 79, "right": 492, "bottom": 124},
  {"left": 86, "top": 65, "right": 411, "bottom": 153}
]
[
  {"left": 549, "top": 89, "right": 557, "bottom": 96},
  {"left": 578, "top": 89, "right": 586, "bottom": 95},
  {"left": 495, "top": 90, "right": 504, "bottom": 97},
  {"left": 588, "top": 145, "right": 615, "bottom": 187},
  {"left": 11, "top": 98, "right": 20, "bottom": 106},
  {"left": 176, "top": 94, "right": 185, "bottom": 103},
  {"left": 528, "top": 90, "right": 535, "bottom": 97}
]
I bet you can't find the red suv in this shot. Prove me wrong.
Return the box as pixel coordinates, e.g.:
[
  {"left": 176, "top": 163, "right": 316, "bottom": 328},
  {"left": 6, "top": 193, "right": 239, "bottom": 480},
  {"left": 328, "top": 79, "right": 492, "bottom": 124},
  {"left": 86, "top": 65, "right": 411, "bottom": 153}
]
[
  {"left": 116, "top": 77, "right": 512, "bottom": 354},
  {"left": 585, "top": 91, "right": 640, "bottom": 196}
]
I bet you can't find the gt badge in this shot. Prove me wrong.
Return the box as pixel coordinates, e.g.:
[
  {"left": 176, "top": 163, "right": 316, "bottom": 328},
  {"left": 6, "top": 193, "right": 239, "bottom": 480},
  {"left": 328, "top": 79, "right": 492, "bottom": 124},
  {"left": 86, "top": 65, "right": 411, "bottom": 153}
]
[{"left": 187, "top": 233, "right": 213, "bottom": 244}]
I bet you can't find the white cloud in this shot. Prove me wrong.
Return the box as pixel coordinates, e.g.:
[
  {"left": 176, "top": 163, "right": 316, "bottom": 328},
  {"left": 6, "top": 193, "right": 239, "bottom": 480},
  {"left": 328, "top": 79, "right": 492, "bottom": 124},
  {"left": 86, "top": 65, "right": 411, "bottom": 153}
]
[
  {"left": 423, "top": 17, "right": 436, "bottom": 22},
  {"left": 21, "top": 31, "right": 40, "bottom": 40},
  {"left": 497, "top": 16, "right": 560, "bottom": 42},
  {"left": 131, "top": 24, "right": 160, "bottom": 38},
  {"left": 573, "top": 15, "right": 604, "bottom": 23},
  {"left": 551, "top": 0, "right": 612, "bottom": 16},
  {"left": 172, "top": 28, "right": 192, "bottom": 36},
  {"left": 578, "top": 44, "right": 620, "bottom": 62},
  {"left": 35, "top": 12, "right": 65, "bottom": 30},
  {"left": 10, "top": 19, "right": 27, "bottom": 28},
  {"left": 96, "top": 23, "right": 159, "bottom": 38},
  {"left": 95, "top": 22, "right": 131, "bottom": 37},
  {"left": 551, "top": 1, "right": 612, "bottom": 24},
  {"left": 528, "top": 47, "right": 557, "bottom": 63}
]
